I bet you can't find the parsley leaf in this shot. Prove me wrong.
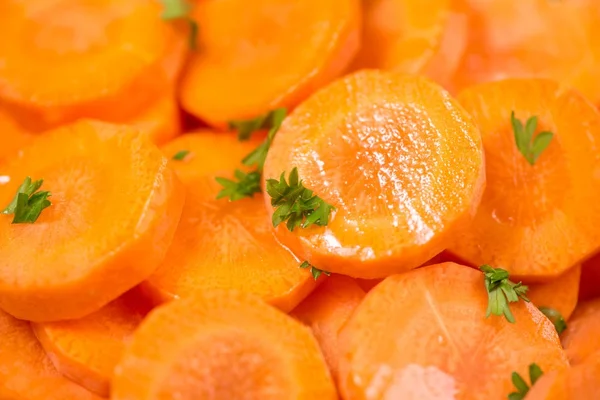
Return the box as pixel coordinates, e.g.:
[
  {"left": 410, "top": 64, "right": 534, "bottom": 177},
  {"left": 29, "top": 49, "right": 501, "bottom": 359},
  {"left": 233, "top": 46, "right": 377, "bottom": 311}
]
[
  {"left": 538, "top": 307, "right": 567, "bottom": 335},
  {"left": 160, "top": 0, "right": 198, "bottom": 50},
  {"left": 300, "top": 261, "right": 331, "bottom": 280},
  {"left": 508, "top": 363, "right": 544, "bottom": 400},
  {"left": 215, "top": 170, "right": 261, "bottom": 201},
  {"left": 511, "top": 111, "right": 554, "bottom": 165},
  {"left": 229, "top": 108, "right": 286, "bottom": 142},
  {"left": 1, "top": 177, "right": 51, "bottom": 224},
  {"left": 266, "top": 167, "right": 335, "bottom": 231},
  {"left": 172, "top": 150, "right": 190, "bottom": 161},
  {"left": 480, "top": 265, "right": 530, "bottom": 323},
  {"left": 239, "top": 108, "right": 286, "bottom": 171}
]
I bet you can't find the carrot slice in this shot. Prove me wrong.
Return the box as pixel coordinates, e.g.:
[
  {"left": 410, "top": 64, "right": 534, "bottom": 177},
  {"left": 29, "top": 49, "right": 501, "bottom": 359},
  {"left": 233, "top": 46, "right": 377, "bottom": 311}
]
[
  {"left": 0, "top": 120, "right": 185, "bottom": 322},
  {"left": 561, "top": 298, "right": 600, "bottom": 365},
  {"left": 337, "top": 262, "right": 568, "bottom": 400},
  {"left": 111, "top": 289, "right": 337, "bottom": 400},
  {"left": 129, "top": 95, "right": 181, "bottom": 145},
  {"left": 0, "top": 107, "right": 31, "bottom": 166},
  {"left": 0, "top": 0, "right": 187, "bottom": 131},
  {"left": 180, "top": 0, "right": 361, "bottom": 127},
  {"left": 142, "top": 132, "right": 317, "bottom": 312},
  {"left": 447, "top": 79, "right": 600, "bottom": 281},
  {"left": 263, "top": 70, "right": 485, "bottom": 279},
  {"left": 0, "top": 309, "right": 102, "bottom": 400},
  {"left": 291, "top": 275, "right": 365, "bottom": 383},
  {"left": 32, "top": 287, "right": 152, "bottom": 397},
  {"left": 527, "top": 265, "right": 581, "bottom": 321},
  {"left": 579, "top": 253, "right": 600, "bottom": 301}
]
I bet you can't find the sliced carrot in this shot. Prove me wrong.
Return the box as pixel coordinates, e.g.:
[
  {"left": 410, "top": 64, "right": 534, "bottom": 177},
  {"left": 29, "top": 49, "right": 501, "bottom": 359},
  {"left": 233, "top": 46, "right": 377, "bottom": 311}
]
[
  {"left": 0, "top": 309, "right": 102, "bottom": 400},
  {"left": 142, "top": 132, "right": 317, "bottom": 312},
  {"left": 561, "top": 298, "right": 600, "bottom": 365},
  {"left": 337, "top": 262, "right": 568, "bottom": 400},
  {"left": 263, "top": 70, "right": 485, "bottom": 279},
  {"left": 447, "top": 79, "right": 600, "bottom": 281},
  {"left": 579, "top": 253, "right": 600, "bottom": 301},
  {"left": 111, "top": 289, "right": 337, "bottom": 400},
  {"left": 0, "top": 107, "right": 31, "bottom": 166},
  {"left": 0, "top": 0, "right": 187, "bottom": 132},
  {"left": 291, "top": 275, "right": 365, "bottom": 383},
  {"left": 527, "top": 265, "right": 581, "bottom": 321},
  {"left": 180, "top": 0, "right": 361, "bottom": 127},
  {"left": 32, "top": 287, "right": 152, "bottom": 397},
  {"left": 0, "top": 119, "right": 185, "bottom": 322},
  {"left": 129, "top": 95, "right": 181, "bottom": 145}
]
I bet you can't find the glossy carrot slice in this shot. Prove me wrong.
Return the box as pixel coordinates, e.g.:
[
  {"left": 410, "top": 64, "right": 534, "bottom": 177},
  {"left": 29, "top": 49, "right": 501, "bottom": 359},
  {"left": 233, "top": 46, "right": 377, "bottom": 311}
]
[
  {"left": 561, "top": 298, "right": 600, "bottom": 365},
  {"left": 447, "top": 79, "right": 600, "bottom": 281},
  {"left": 337, "top": 262, "right": 568, "bottom": 400},
  {"left": 142, "top": 132, "right": 317, "bottom": 312},
  {"left": 527, "top": 265, "right": 581, "bottom": 321},
  {"left": 180, "top": 0, "right": 361, "bottom": 127},
  {"left": 111, "top": 290, "right": 337, "bottom": 400},
  {"left": 32, "top": 287, "right": 152, "bottom": 397},
  {"left": 0, "top": 309, "right": 102, "bottom": 400},
  {"left": 0, "top": 0, "right": 187, "bottom": 131},
  {"left": 129, "top": 95, "right": 181, "bottom": 145},
  {"left": 0, "top": 120, "right": 185, "bottom": 322},
  {"left": 263, "top": 70, "right": 485, "bottom": 279}
]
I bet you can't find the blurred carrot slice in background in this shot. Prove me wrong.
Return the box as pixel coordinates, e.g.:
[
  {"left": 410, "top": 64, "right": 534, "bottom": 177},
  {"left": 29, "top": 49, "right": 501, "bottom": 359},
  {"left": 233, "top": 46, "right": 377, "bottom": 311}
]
[
  {"left": 112, "top": 290, "right": 337, "bottom": 400},
  {"left": 0, "top": 0, "right": 187, "bottom": 131},
  {"left": 180, "top": 0, "right": 361, "bottom": 127},
  {"left": 448, "top": 79, "right": 600, "bottom": 282},
  {"left": 129, "top": 95, "right": 181, "bottom": 145},
  {"left": 0, "top": 309, "right": 102, "bottom": 400},
  {"left": 0, "top": 107, "right": 31, "bottom": 166},
  {"left": 337, "top": 263, "right": 568, "bottom": 400},
  {"left": 528, "top": 265, "right": 581, "bottom": 321},
  {"left": 0, "top": 120, "right": 185, "bottom": 322},
  {"left": 561, "top": 298, "right": 600, "bottom": 366},
  {"left": 263, "top": 70, "right": 485, "bottom": 279},
  {"left": 32, "top": 287, "right": 152, "bottom": 397}
]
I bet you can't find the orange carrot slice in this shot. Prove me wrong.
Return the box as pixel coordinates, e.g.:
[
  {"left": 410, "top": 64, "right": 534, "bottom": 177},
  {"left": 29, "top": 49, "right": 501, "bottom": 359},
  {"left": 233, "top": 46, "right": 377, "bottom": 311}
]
[
  {"left": 447, "top": 79, "right": 600, "bottom": 281},
  {"left": 291, "top": 275, "right": 365, "bottom": 383},
  {"left": 0, "top": 120, "right": 185, "bottom": 322},
  {"left": 129, "top": 95, "right": 181, "bottom": 145},
  {"left": 579, "top": 253, "right": 600, "bottom": 301},
  {"left": 0, "top": 107, "right": 31, "bottom": 166},
  {"left": 528, "top": 265, "right": 581, "bottom": 321},
  {"left": 32, "top": 287, "right": 152, "bottom": 397},
  {"left": 111, "top": 289, "right": 337, "bottom": 400},
  {"left": 337, "top": 262, "right": 568, "bottom": 400},
  {"left": 142, "top": 132, "right": 317, "bottom": 312},
  {"left": 0, "top": 0, "right": 187, "bottom": 131},
  {"left": 0, "top": 309, "right": 102, "bottom": 400},
  {"left": 263, "top": 70, "right": 485, "bottom": 279},
  {"left": 561, "top": 298, "right": 600, "bottom": 365},
  {"left": 180, "top": 0, "right": 361, "bottom": 127}
]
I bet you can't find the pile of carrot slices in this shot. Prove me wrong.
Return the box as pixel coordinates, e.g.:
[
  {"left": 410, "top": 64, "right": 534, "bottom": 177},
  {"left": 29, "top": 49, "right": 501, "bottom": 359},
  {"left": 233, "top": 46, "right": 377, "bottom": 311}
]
[{"left": 1, "top": 0, "right": 600, "bottom": 399}]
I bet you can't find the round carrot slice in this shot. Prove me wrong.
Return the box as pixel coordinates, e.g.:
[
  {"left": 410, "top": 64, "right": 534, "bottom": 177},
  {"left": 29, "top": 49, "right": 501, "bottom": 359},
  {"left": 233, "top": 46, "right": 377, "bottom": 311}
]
[
  {"left": 32, "top": 287, "right": 152, "bottom": 397},
  {"left": 0, "top": 309, "right": 102, "bottom": 400},
  {"left": 527, "top": 265, "right": 581, "bottom": 321},
  {"left": 0, "top": 0, "right": 187, "bottom": 131},
  {"left": 561, "top": 298, "right": 600, "bottom": 366},
  {"left": 0, "top": 120, "right": 185, "bottom": 322},
  {"left": 337, "top": 262, "right": 568, "bottom": 400},
  {"left": 129, "top": 95, "right": 181, "bottom": 145},
  {"left": 111, "top": 289, "right": 337, "bottom": 400},
  {"left": 263, "top": 70, "right": 485, "bottom": 279},
  {"left": 180, "top": 0, "right": 361, "bottom": 127},
  {"left": 447, "top": 79, "right": 600, "bottom": 281}
]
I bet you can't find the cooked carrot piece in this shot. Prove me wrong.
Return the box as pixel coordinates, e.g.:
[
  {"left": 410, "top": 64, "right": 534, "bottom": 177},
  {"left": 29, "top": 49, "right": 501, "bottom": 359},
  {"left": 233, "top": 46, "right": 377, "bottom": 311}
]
[
  {"left": 447, "top": 79, "right": 600, "bottom": 281},
  {"left": 142, "top": 132, "right": 317, "bottom": 312},
  {"left": 180, "top": 0, "right": 361, "bottom": 127},
  {"left": 0, "top": 0, "right": 187, "bottom": 132},
  {"left": 111, "top": 289, "right": 337, "bottom": 400},
  {"left": 561, "top": 298, "right": 600, "bottom": 365},
  {"left": 32, "top": 287, "right": 152, "bottom": 397},
  {"left": 0, "top": 120, "right": 185, "bottom": 322},
  {"left": 0, "top": 107, "right": 31, "bottom": 166},
  {"left": 263, "top": 70, "right": 485, "bottom": 279},
  {"left": 337, "top": 262, "right": 568, "bottom": 400},
  {"left": 0, "top": 309, "right": 102, "bottom": 400},
  {"left": 129, "top": 95, "right": 181, "bottom": 145},
  {"left": 527, "top": 265, "right": 581, "bottom": 321},
  {"left": 579, "top": 253, "right": 600, "bottom": 301},
  {"left": 291, "top": 275, "right": 365, "bottom": 383}
]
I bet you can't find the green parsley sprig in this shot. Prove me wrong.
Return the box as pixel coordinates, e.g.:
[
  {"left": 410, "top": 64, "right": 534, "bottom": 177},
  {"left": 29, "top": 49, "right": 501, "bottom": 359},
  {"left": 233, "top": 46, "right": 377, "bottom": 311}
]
[
  {"left": 216, "top": 170, "right": 261, "bottom": 201},
  {"left": 1, "top": 177, "right": 51, "bottom": 224},
  {"left": 511, "top": 111, "right": 554, "bottom": 165},
  {"left": 160, "top": 0, "right": 198, "bottom": 50},
  {"left": 300, "top": 261, "right": 331, "bottom": 280},
  {"left": 539, "top": 307, "right": 567, "bottom": 335},
  {"left": 172, "top": 150, "right": 190, "bottom": 161},
  {"left": 480, "top": 265, "right": 530, "bottom": 323},
  {"left": 508, "top": 363, "right": 544, "bottom": 400}
]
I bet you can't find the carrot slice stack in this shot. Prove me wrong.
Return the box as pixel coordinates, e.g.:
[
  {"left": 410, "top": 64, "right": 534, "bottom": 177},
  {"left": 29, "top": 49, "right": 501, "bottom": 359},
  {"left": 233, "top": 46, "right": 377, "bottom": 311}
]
[
  {"left": 337, "top": 262, "right": 568, "bottom": 400},
  {"left": 263, "top": 70, "right": 485, "bottom": 279},
  {"left": 180, "top": 0, "right": 361, "bottom": 127},
  {"left": 143, "top": 132, "right": 317, "bottom": 312},
  {"left": 527, "top": 265, "right": 581, "bottom": 321},
  {"left": 32, "top": 288, "right": 152, "bottom": 397},
  {"left": 0, "top": 0, "right": 187, "bottom": 131},
  {"left": 447, "top": 79, "right": 600, "bottom": 281},
  {"left": 561, "top": 298, "right": 600, "bottom": 365},
  {"left": 0, "top": 120, "right": 185, "bottom": 322},
  {"left": 0, "top": 309, "right": 102, "bottom": 400},
  {"left": 111, "top": 290, "right": 337, "bottom": 400}
]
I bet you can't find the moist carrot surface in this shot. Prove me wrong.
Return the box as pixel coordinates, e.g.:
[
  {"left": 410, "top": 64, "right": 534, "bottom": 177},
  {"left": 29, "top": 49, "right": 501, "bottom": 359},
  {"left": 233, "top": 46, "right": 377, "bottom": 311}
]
[
  {"left": 263, "top": 70, "right": 485, "bottom": 279},
  {"left": 561, "top": 298, "right": 600, "bottom": 366},
  {"left": 337, "top": 262, "right": 569, "bottom": 400},
  {"left": 527, "top": 265, "right": 581, "bottom": 321},
  {"left": 448, "top": 79, "right": 600, "bottom": 281},
  {"left": 180, "top": 0, "right": 361, "bottom": 127},
  {"left": 0, "top": 120, "right": 185, "bottom": 322},
  {"left": 111, "top": 289, "right": 337, "bottom": 400}
]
